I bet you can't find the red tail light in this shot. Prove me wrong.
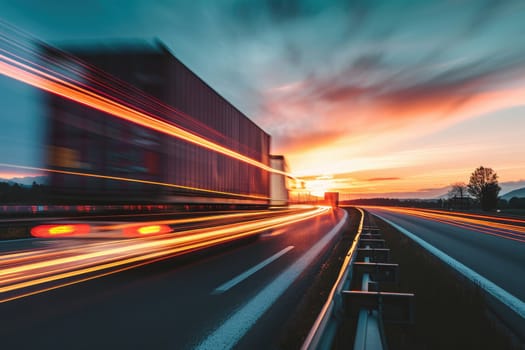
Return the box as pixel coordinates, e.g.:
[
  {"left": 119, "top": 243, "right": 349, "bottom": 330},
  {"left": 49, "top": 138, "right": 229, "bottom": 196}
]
[
  {"left": 31, "top": 224, "right": 91, "bottom": 238},
  {"left": 122, "top": 224, "right": 172, "bottom": 237}
]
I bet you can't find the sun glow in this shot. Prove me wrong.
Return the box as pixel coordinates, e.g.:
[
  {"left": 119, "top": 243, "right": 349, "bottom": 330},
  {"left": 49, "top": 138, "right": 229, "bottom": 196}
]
[{"left": 305, "top": 175, "right": 335, "bottom": 198}]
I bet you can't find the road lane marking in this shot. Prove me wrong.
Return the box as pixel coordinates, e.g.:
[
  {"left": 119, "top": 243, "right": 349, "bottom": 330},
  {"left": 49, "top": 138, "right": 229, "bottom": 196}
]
[
  {"left": 374, "top": 213, "right": 525, "bottom": 319},
  {"left": 195, "top": 209, "right": 348, "bottom": 350},
  {"left": 212, "top": 246, "right": 295, "bottom": 294}
]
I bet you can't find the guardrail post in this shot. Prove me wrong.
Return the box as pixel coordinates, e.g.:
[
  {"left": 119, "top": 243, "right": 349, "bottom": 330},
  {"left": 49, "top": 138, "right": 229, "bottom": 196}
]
[
  {"left": 345, "top": 224, "right": 415, "bottom": 350},
  {"left": 301, "top": 209, "right": 415, "bottom": 350}
]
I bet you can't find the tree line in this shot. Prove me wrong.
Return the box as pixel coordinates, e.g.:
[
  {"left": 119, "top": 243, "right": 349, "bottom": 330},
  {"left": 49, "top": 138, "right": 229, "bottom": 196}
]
[
  {"left": 0, "top": 181, "right": 48, "bottom": 204},
  {"left": 447, "top": 166, "right": 524, "bottom": 211},
  {"left": 448, "top": 166, "right": 499, "bottom": 211}
]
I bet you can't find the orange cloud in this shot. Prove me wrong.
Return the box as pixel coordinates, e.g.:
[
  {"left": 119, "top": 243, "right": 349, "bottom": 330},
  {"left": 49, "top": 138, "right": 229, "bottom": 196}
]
[
  {"left": 0, "top": 172, "right": 44, "bottom": 179},
  {"left": 367, "top": 177, "right": 401, "bottom": 182},
  {"left": 260, "top": 53, "right": 525, "bottom": 163}
]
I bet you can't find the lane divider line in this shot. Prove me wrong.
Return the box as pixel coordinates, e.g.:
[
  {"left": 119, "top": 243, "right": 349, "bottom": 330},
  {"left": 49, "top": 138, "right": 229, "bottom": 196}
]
[
  {"left": 212, "top": 246, "right": 295, "bottom": 295},
  {"left": 374, "top": 214, "right": 525, "bottom": 319},
  {"left": 195, "top": 209, "right": 348, "bottom": 350}
]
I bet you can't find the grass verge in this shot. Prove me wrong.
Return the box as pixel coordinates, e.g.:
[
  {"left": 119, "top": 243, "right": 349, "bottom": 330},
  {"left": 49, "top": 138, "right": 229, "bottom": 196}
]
[{"left": 370, "top": 213, "right": 513, "bottom": 350}]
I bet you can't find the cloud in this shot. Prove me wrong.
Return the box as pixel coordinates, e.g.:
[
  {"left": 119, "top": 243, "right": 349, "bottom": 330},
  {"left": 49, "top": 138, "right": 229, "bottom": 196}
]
[
  {"left": 273, "top": 128, "right": 347, "bottom": 153},
  {"left": 2, "top": 0, "right": 525, "bottom": 199},
  {"left": 259, "top": 46, "right": 525, "bottom": 155},
  {"left": 465, "top": 0, "right": 508, "bottom": 35},
  {"left": 220, "top": 1, "right": 525, "bottom": 158},
  {"left": 367, "top": 177, "right": 401, "bottom": 182},
  {"left": 340, "top": 186, "right": 450, "bottom": 200}
]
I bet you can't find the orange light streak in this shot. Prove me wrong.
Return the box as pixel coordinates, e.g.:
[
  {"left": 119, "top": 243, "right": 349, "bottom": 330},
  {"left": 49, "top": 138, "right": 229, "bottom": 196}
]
[
  {"left": 4, "top": 209, "right": 295, "bottom": 265},
  {"left": 0, "top": 206, "right": 330, "bottom": 302},
  {"left": 97, "top": 208, "right": 298, "bottom": 232},
  {"left": 373, "top": 207, "right": 525, "bottom": 243},
  {"left": 2, "top": 207, "right": 327, "bottom": 294},
  {"left": 0, "top": 54, "right": 291, "bottom": 178},
  {"left": 0, "top": 162, "right": 269, "bottom": 201},
  {"left": 3, "top": 38, "right": 238, "bottom": 152},
  {"left": 396, "top": 211, "right": 525, "bottom": 243},
  {"left": 389, "top": 208, "right": 525, "bottom": 234},
  {"left": 416, "top": 209, "right": 525, "bottom": 225}
]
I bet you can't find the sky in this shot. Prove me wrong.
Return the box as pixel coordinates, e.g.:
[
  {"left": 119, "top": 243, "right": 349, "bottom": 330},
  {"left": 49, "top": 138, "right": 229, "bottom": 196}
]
[{"left": 1, "top": 0, "right": 525, "bottom": 198}]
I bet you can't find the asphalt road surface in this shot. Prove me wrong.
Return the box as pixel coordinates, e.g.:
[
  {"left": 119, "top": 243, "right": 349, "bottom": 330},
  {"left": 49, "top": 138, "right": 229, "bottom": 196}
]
[
  {"left": 365, "top": 207, "right": 525, "bottom": 302},
  {"left": 0, "top": 207, "right": 347, "bottom": 349}
]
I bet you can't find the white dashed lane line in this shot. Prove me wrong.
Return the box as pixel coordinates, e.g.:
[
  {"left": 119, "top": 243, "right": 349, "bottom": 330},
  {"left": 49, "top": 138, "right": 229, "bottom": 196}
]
[
  {"left": 197, "top": 209, "right": 348, "bottom": 350},
  {"left": 212, "top": 245, "right": 295, "bottom": 295}
]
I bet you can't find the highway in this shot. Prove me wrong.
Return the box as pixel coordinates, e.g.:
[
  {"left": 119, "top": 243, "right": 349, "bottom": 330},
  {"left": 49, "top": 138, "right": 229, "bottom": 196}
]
[
  {"left": 365, "top": 207, "right": 525, "bottom": 304},
  {"left": 0, "top": 207, "right": 347, "bottom": 349}
]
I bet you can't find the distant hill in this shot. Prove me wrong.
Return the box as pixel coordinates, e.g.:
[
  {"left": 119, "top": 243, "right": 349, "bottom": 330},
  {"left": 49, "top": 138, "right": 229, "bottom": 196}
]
[{"left": 501, "top": 187, "right": 525, "bottom": 200}]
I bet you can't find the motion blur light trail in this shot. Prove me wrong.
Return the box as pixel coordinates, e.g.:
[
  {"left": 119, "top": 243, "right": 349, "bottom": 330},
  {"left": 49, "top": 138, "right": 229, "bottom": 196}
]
[
  {"left": 0, "top": 162, "right": 270, "bottom": 201},
  {"left": 0, "top": 55, "right": 288, "bottom": 179},
  {"left": 417, "top": 209, "right": 525, "bottom": 225},
  {"left": 29, "top": 208, "right": 300, "bottom": 238},
  {"left": 1, "top": 20, "right": 247, "bottom": 156},
  {"left": 371, "top": 207, "right": 525, "bottom": 243},
  {"left": 0, "top": 206, "right": 330, "bottom": 302},
  {"left": 0, "top": 49, "right": 289, "bottom": 178}
]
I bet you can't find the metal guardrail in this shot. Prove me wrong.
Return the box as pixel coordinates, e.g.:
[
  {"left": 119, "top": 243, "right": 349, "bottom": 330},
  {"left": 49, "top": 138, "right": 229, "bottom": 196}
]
[
  {"left": 301, "top": 208, "right": 365, "bottom": 350},
  {"left": 302, "top": 209, "right": 414, "bottom": 350},
  {"left": 353, "top": 248, "right": 383, "bottom": 350}
]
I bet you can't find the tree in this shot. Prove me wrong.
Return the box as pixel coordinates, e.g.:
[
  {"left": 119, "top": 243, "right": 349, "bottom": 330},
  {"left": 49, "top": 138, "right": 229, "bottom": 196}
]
[
  {"left": 467, "top": 166, "right": 501, "bottom": 211},
  {"left": 448, "top": 182, "right": 468, "bottom": 209},
  {"left": 448, "top": 182, "right": 467, "bottom": 198}
]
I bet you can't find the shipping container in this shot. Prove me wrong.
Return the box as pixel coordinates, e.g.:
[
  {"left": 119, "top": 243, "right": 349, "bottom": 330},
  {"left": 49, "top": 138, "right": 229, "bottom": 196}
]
[{"left": 43, "top": 41, "right": 270, "bottom": 206}]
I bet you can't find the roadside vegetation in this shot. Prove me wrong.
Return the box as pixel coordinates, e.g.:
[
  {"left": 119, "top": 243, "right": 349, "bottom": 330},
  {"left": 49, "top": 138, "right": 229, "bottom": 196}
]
[{"left": 0, "top": 181, "right": 48, "bottom": 204}]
